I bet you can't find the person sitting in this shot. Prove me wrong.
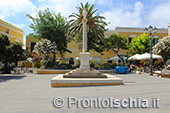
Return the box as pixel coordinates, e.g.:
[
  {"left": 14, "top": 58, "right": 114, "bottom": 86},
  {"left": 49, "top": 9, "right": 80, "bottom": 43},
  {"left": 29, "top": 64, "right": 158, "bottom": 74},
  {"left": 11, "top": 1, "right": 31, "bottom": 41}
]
[{"left": 129, "top": 63, "right": 136, "bottom": 72}]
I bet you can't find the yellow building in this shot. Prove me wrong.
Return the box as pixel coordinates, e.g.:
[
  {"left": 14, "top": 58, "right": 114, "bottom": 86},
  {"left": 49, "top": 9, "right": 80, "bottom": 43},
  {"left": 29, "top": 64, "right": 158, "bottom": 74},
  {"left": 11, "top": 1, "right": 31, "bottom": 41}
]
[
  {"left": 65, "top": 27, "right": 168, "bottom": 64},
  {"left": 0, "top": 19, "right": 24, "bottom": 43},
  {"left": 26, "top": 35, "right": 38, "bottom": 55},
  {"left": 26, "top": 26, "right": 168, "bottom": 65}
]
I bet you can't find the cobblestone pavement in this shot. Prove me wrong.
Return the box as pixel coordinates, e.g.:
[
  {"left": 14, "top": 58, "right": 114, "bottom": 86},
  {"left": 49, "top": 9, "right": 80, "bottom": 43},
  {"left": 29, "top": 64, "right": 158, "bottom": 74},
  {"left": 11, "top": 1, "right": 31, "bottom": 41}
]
[{"left": 0, "top": 73, "right": 170, "bottom": 113}]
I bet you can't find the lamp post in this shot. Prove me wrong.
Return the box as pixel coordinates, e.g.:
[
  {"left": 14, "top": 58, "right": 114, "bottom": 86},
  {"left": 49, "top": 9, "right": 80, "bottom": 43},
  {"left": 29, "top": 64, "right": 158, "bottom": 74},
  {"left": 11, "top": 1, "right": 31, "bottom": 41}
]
[{"left": 144, "top": 25, "right": 157, "bottom": 75}]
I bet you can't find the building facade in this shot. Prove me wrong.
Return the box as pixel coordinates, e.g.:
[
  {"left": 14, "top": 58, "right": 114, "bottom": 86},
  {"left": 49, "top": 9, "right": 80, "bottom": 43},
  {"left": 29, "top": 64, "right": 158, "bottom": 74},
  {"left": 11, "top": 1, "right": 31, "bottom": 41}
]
[
  {"left": 26, "top": 26, "right": 168, "bottom": 64},
  {"left": 26, "top": 35, "right": 38, "bottom": 54},
  {"left": 0, "top": 19, "right": 24, "bottom": 43}
]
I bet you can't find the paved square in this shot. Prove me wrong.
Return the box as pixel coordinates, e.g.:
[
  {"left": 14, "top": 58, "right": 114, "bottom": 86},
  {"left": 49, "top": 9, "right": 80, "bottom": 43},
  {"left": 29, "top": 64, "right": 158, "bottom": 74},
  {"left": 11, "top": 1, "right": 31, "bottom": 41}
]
[{"left": 0, "top": 73, "right": 170, "bottom": 113}]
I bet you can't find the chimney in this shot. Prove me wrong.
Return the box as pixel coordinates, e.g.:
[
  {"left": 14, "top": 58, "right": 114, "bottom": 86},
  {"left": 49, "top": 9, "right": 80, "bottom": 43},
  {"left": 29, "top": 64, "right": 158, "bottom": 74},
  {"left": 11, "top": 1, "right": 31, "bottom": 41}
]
[{"left": 168, "top": 23, "right": 170, "bottom": 36}]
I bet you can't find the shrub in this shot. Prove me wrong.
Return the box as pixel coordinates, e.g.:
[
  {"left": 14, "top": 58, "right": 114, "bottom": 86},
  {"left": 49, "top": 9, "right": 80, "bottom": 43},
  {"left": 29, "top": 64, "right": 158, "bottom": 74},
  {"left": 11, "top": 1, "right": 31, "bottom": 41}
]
[
  {"left": 34, "top": 61, "right": 40, "bottom": 68},
  {"left": 43, "top": 57, "right": 56, "bottom": 69},
  {"left": 58, "top": 63, "right": 73, "bottom": 69},
  {"left": 0, "top": 66, "right": 14, "bottom": 74},
  {"left": 100, "top": 63, "right": 117, "bottom": 69},
  {"left": 90, "top": 62, "right": 95, "bottom": 68},
  {"left": 136, "top": 68, "right": 142, "bottom": 71}
]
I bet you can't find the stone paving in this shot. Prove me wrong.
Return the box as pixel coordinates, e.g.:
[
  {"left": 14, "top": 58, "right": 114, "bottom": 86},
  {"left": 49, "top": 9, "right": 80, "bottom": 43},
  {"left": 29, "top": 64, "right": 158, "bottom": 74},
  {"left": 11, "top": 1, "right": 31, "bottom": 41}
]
[{"left": 0, "top": 73, "right": 170, "bottom": 113}]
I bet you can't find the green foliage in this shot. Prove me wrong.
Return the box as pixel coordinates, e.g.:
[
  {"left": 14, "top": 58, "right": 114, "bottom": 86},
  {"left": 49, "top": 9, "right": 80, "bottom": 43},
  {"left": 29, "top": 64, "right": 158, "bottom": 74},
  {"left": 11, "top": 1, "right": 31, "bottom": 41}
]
[
  {"left": 34, "top": 61, "right": 40, "bottom": 68},
  {"left": 58, "top": 63, "right": 74, "bottom": 69},
  {"left": 42, "top": 56, "right": 56, "bottom": 69},
  {"left": 100, "top": 63, "right": 117, "bottom": 70},
  {"left": 39, "top": 67, "right": 44, "bottom": 70},
  {"left": 105, "top": 33, "right": 127, "bottom": 50},
  {"left": 136, "top": 67, "right": 142, "bottom": 71},
  {"left": 0, "top": 34, "right": 10, "bottom": 61},
  {"left": 90, "top": 62, "right": 95, "bottom": 68},
  {"left": 105, "top": 33, "right": 127, "bottom": 66},
  {"left": 10, "top": 42, "right": 26, "bottom": 66},
  {"left": 117, "top": 63, "right": 123, "bottom": 66},
  {"left": 68, "top": 2, "right": 108, "bottom": 53},
  {"left": 0, "top": 34, "right": 26, "bottom": 73},
  {"left": 129, "top": 33, "right": 150, "bottom": 54},
  {"left": 0, "top": 66, "right": 15, "bottom": 74},
  {"left": 27, "top": 8, "right": 71, "bottom": 56}
]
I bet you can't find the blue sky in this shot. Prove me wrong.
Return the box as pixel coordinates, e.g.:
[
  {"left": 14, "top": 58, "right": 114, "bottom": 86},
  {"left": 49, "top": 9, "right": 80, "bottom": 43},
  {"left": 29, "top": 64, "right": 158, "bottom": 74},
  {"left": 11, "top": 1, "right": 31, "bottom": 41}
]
[{"left": 1, "top": 0, "right": 170, "bottom": 47}]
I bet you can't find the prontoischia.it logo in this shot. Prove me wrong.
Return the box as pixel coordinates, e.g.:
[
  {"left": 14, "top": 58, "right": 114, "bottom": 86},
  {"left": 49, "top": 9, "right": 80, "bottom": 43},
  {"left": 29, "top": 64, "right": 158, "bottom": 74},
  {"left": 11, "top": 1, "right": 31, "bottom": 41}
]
[{"left": 53, "top": 97, "right": 160, "bottom": 108}]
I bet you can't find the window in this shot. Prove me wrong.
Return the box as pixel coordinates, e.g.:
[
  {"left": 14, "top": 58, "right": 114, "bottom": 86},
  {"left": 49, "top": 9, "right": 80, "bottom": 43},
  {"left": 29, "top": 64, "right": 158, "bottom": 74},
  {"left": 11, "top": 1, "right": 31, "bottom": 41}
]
[
  {"left": 96, "top": 60, "right": 101, "bottom": 64},
  {"left": 6, "top": 29, "right": 9, "bottom": 34},
  {"left": 152, "top": 36, "right": 158, "bottom": 46},
  {"left": 30, "top": 42, "right": 36, "bottom": 52},
  {"left": 128, "top": 35, "right": 136, "bottom": 46},
  {"left": 128, "top": 37, "right": 132, "bottom": 45}
]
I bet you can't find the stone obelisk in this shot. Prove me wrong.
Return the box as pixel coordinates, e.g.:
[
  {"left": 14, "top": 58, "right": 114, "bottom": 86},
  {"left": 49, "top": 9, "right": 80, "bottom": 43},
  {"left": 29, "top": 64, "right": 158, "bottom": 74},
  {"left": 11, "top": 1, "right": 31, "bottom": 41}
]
[
  {"left": 80, "top": 9, "right": 90, "bottom": 69},
  {"left": 51, "top": 10, "right": 123, "bottom": 87}
]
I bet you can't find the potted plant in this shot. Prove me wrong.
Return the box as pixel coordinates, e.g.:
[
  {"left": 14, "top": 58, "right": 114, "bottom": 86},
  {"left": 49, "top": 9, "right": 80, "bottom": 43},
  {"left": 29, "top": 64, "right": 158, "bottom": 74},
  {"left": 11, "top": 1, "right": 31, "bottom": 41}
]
[{"left": 136, "top": 67, "right": 142, "bottom": 74}]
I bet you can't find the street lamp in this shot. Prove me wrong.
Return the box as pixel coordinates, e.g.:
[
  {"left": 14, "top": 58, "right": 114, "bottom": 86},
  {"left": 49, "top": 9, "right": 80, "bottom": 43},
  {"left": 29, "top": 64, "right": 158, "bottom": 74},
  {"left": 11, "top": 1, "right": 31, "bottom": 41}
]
[{"left": 144, "top": 25, "right": 158, "bottom": 75}]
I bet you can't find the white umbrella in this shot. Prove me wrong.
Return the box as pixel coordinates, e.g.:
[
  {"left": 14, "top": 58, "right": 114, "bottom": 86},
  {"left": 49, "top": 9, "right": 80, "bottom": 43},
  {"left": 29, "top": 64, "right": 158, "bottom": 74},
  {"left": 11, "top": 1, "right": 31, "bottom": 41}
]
[
  {"left": 105, "top": 56, "right": 120, "bottom": 61},
  {"left": 140, "top": 53, "right": 162, "bottom": 60},
  {"left": 128, "top": 54, "right": 142, "bottom": 60},
  {"left": 74, "top": 57, "right": 80, "bottom": 61}
]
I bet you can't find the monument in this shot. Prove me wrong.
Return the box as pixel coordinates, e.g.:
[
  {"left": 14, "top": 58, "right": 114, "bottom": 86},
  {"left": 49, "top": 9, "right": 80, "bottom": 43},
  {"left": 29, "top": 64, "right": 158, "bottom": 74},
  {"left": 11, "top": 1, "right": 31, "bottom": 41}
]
[{"left": 51, "top": 9, "right": 123, "bottom": 87}]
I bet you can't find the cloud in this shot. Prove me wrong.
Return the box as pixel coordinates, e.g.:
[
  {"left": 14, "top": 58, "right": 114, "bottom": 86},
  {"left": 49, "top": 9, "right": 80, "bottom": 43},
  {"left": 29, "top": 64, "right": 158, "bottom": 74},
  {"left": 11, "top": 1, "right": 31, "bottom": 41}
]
[
  {"left": 97, "top": 0, "right": 112, "bottom": 5},
  {"left": 146, "top": 0, "right": 170, "bottom": 28},
  {"left": 13, "top": 24, "right": 25, "bottom": 29},
  {"left": 0, "top": 14, "right": 4, "bottom": 20},
  {"left": 100, "top": 2, "right": 144, "bottom": 29},
  {"left": 0, "top": 0, "right": 36, "bottom": 20},
  {"left": 33, "top": 0, "right": 96, "bottom": 18}
]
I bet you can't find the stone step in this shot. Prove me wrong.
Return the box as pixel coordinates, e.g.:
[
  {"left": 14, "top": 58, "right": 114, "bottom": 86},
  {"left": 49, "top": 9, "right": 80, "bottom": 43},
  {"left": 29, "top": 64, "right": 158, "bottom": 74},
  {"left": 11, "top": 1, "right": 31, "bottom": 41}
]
[{"left": 63, "top": 75, "right": 107, "bottom": 78}]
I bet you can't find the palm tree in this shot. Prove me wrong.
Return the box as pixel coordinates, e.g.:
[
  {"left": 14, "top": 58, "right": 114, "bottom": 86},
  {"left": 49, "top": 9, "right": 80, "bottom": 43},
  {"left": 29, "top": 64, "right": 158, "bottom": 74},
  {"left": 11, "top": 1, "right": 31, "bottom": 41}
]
[{"left": 68, "top": 2, "right": 108, "bottom": 52}]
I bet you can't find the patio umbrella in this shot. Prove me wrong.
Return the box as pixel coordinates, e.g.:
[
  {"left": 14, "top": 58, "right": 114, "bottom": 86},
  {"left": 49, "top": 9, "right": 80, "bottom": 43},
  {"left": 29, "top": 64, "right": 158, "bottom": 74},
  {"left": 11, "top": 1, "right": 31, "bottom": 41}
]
[
  {"left": 105, "top": 56, "right": 120, "bottom": 61},
  {"left": 128, "top": 54, "right": 142, "bottom": 60},
  {"left": 74, "top": 57, "right": 80, "bottom": 61},
  {"left": 140, "top": 53, "right": 162, "bottom": 60}
]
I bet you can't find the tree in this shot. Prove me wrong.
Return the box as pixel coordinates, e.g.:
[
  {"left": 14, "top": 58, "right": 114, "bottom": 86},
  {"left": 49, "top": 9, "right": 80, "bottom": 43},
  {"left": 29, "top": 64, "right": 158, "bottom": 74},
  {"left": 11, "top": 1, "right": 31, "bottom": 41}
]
[
  {"left": 0, "top": 34, "right": 26, "bottom": 73},
  {"left": 153, "top": 36, "right": 170, "bottom": 62},
  {"left": 68, "top": 2, "right": 108, "bottom": 53},
  {"left": 10, "top": 42, "right": 26, "bottom": 66},
  {"left": 27, "top": 8, "right": 71, "bottom": 59},
  {"left": 105, "top": 33, "right": 128, "bottom": 66},
  {"left": 129, "top": 33, "right": 150, "bottom": 54},
  {"left": 0, "top": 34, "right": 10, "bottom": 61},
  {"left": 33, "top": 39, "right": 58, "bottom": 68}
]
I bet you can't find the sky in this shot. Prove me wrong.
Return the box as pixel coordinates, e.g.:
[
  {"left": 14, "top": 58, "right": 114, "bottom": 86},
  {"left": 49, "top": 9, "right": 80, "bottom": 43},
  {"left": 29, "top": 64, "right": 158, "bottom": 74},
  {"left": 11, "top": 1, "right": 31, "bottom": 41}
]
[{"left": 1, "top": 0, "right": 170, "bottom": 48}]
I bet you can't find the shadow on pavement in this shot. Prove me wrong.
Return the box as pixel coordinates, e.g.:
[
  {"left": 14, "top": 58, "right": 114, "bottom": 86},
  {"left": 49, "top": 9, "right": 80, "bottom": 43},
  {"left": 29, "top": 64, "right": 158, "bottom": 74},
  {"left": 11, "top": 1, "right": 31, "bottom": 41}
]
[{"left": 0, "top": 74, "right": 27, "bottom": 83}]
